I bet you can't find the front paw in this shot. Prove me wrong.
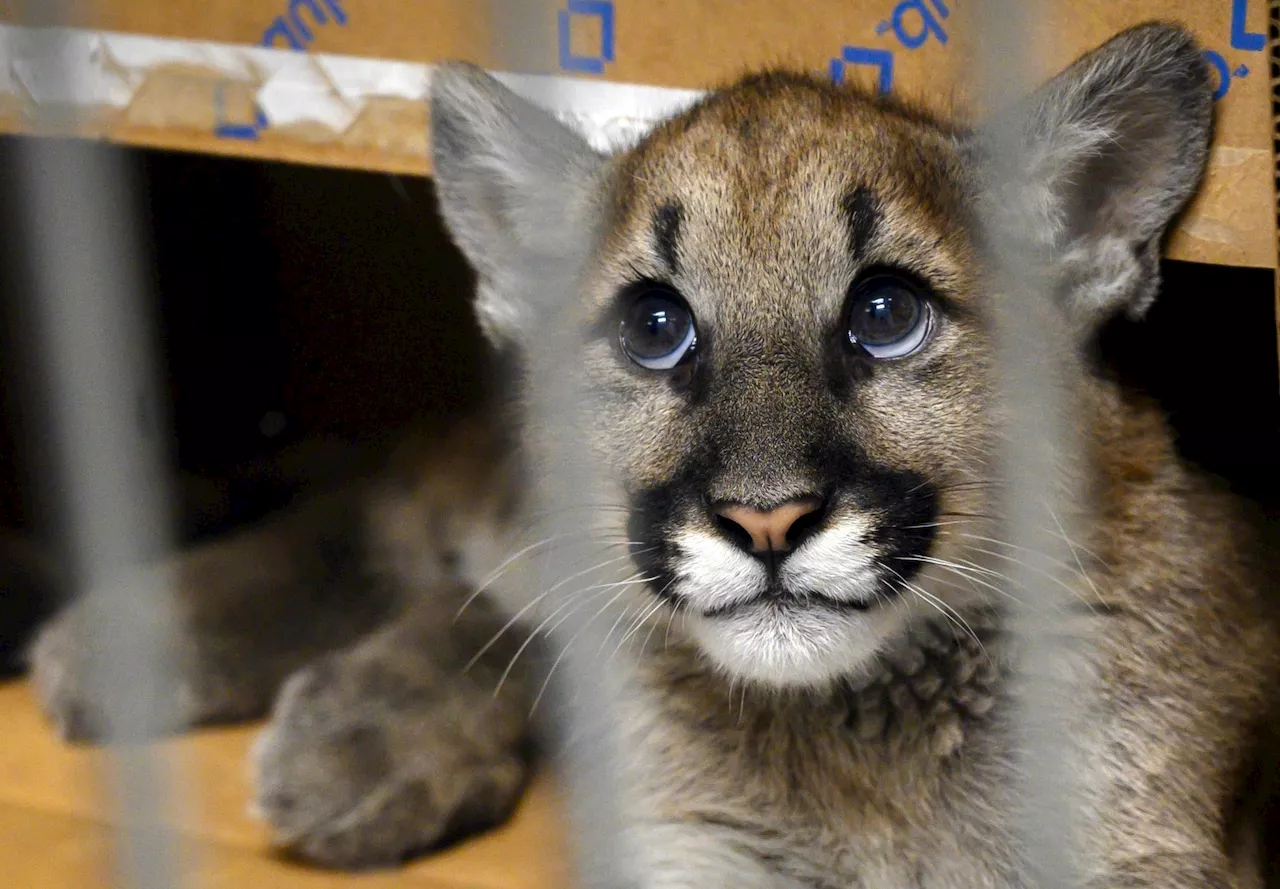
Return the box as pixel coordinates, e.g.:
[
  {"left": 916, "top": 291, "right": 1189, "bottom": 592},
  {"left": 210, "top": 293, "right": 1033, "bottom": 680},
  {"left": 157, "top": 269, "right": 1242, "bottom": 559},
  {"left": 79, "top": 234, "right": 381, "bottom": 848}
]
[
  {"left": 252, "top": 652, "right": 531, "bottom": 869},
  {"left": 27, "top": 607, "right": 102, "bottom": 742},
  {"left": 27, "top": 596, "right": 204, "bottom": 742},
  {"left": 27, "top": 578, "right": 260, "bottom": 742}
]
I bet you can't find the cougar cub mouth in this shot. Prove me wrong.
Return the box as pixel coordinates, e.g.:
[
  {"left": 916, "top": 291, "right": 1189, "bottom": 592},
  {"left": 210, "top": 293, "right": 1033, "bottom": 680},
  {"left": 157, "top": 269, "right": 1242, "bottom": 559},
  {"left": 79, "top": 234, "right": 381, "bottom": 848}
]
[{"left": 630, "top": 467, "right": 940, "bottom": 617}]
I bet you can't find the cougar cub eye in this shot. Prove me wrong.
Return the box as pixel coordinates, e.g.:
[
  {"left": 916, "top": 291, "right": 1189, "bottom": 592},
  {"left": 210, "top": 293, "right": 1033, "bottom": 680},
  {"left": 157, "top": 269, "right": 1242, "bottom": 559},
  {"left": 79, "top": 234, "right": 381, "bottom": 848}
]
[
  {"left": 619, "top": 286, "right": 697, "bottom": 370},
  {"left": 846, "top": 274, "right": 933, "bottom": 359}
]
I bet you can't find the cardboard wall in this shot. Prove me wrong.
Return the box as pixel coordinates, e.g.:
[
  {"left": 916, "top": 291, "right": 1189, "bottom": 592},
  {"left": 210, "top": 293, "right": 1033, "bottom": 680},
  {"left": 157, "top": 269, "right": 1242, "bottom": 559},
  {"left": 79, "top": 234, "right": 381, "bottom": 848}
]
[{"left": 0, "top": 0, "right": 1275, "bottom": 269}]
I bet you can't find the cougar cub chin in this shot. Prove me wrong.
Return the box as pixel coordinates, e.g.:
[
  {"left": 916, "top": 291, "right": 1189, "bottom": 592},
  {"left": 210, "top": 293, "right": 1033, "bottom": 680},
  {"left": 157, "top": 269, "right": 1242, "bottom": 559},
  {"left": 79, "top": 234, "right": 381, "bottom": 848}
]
[{"left": 25, "top": 18, "right": 1280, "bottom": 887}]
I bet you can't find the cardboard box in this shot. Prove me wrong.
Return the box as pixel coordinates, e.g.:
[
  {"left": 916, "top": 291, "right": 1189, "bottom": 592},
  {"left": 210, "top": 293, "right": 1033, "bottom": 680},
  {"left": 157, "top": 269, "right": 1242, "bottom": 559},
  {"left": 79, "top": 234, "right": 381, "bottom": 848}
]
[{"left": 0, "top": 0, "right": 1274, "bottom": 271}]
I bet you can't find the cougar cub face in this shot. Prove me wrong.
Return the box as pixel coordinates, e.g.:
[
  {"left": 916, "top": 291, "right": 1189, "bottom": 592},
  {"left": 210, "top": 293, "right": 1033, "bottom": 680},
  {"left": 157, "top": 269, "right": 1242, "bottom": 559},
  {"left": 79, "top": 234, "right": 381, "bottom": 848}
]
[
  {"left": 431, "top": 23, "right": 1211, "bottom": 689},
  {"left": 578, "top": 79, "right": 993, "bottom": 684}
]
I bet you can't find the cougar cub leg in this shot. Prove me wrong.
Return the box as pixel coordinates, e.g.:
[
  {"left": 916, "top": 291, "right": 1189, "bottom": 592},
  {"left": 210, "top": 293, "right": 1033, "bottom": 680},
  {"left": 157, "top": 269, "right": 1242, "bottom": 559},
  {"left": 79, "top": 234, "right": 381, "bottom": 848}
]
[
  {"left": 252, "top": 582, "right": 536, "bottom": 869},
  {"left": 28, "top": 489, "right": 402, "bottom": 741}
]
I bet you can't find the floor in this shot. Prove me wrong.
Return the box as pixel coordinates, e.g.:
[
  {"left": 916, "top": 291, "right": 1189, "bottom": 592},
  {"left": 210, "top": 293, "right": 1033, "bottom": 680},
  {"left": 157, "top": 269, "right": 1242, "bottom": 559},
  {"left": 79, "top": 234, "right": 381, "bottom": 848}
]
[{"left": 0, "top": 682, "right": 569, "bottom": 889}]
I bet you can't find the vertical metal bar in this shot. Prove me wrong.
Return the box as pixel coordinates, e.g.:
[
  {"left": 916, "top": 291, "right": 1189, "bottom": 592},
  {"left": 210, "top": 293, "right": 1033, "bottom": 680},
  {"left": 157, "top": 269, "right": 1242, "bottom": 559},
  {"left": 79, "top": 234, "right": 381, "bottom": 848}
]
[
  {"left": 485, "top": 3, "right": 633, "bottom": 886},
  {"left": 517, "top": 308, "right": 635, "bottom": 889},
  {"left": 490, "top": 0, "right": 558, "bottom": 74},
  {"left": 972, "top": 2, "right": 1087, "bottom": 888},
  {"left": 7, "top": 19, "right": 183, "bottom": 889}
]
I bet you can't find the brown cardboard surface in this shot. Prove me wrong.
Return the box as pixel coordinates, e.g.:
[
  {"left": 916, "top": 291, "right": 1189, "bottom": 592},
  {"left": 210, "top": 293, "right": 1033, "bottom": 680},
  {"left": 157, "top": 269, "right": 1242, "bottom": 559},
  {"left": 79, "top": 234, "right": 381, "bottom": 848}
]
[
  {"left": 1270, "top": 0, "right": 1280, "bottom": 359},
  {"left": 0, "top": 682, "right": 571, "bottom": 889},
  {"left": 0, "top": 1, "right": 1274, "bottom": 269}
]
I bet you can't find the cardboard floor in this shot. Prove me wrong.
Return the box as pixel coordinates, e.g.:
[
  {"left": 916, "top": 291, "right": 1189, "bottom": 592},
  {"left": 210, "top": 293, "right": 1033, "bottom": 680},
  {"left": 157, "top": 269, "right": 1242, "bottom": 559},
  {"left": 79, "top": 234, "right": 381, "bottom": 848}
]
[{"left": 0, "top": 681, "right": 569, "bottom": 889}]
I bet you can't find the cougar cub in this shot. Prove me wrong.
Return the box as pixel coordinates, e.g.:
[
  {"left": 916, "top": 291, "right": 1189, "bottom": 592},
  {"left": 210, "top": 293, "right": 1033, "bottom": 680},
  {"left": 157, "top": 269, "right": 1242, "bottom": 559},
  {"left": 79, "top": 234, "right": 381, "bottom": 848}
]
[{"left": 27, "top": 20, "right": 1280, "bottom": 888}]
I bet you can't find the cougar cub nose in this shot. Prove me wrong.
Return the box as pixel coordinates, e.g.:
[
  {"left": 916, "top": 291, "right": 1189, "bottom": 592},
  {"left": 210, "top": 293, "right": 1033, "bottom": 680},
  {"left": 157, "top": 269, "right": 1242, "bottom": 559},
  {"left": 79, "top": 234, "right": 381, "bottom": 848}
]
[{"left": 712, "top": 497, "right": 825, "bottom": 556}]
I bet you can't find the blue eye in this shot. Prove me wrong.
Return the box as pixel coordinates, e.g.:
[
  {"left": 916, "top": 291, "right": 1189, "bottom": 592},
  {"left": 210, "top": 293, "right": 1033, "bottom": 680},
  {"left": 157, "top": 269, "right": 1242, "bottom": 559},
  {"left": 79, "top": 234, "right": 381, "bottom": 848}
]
[
  {"left": 846, "top": 274, "right": 933, "bottom": 359},
  {"left": 620, "top": 287, "right": 697, "bottom": 370}
]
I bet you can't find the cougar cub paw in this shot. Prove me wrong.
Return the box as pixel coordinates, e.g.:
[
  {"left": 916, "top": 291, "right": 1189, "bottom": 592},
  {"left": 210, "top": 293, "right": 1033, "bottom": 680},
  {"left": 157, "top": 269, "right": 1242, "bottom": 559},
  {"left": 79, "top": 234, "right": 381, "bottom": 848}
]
[
  {"left": 252, "top": 654, "right": 530, "bottom": 869},
  {"left": 27, "top": 585, "right": 259, "bottom": 743},
  {"left": 27, "top": 610, "right": 101, "bottom": 742},
  {"left": 27, "top": 601, "right": 203, "bottom": 742}
]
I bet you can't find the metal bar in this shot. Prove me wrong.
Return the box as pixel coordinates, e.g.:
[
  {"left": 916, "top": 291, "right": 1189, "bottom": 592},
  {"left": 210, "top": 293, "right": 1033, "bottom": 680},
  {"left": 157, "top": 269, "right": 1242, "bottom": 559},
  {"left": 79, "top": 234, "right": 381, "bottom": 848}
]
[
  {"left": 972, "top": 2, "right": 1089, "bottom": 887},
  {"left": 486, "top": 4, "right": 633, "bottom": 887},
  {"left": 7, "top": 19, "right": 183, "bottom": 889}
]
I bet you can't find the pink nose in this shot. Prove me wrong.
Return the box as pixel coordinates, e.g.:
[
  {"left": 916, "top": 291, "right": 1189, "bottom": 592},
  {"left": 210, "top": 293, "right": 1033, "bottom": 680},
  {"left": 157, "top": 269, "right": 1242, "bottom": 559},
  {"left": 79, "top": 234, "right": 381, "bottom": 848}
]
[{"left": 712, "top": 497, "right": 824, "bottom": 553}]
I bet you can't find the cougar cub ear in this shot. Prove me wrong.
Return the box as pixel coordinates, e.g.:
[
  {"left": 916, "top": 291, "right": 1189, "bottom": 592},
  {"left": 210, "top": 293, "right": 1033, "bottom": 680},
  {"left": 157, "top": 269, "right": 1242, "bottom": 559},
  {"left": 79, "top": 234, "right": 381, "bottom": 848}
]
[
  {"left": 429, "top": 63, "right": 606, "bottom": 343},
  {"left": 975, "top": 22, "right": 1213, "bottom": 323}
]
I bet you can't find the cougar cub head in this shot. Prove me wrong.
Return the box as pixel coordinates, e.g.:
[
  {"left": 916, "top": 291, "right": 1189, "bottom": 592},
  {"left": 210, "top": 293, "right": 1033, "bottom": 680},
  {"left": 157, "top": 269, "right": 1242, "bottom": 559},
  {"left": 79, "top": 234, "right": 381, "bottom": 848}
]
[{"left": 431, "top": 23, "right": 1212, "bottom": 687}]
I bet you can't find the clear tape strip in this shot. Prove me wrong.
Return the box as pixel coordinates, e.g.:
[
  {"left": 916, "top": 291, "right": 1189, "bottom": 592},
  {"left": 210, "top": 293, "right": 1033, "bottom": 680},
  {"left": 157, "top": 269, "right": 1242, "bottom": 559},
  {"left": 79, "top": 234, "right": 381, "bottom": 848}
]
[{"left": 0, "top": 21, "right": 703, "bottom": 151}]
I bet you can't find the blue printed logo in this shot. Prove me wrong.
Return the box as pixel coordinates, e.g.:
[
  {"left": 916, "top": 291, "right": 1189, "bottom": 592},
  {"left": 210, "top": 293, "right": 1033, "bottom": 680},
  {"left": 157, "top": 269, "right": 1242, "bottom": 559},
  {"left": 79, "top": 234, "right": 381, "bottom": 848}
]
[
  {"left": 1200, "top": 0, "right": 1266, "bottom": 103},
  {"left": 829, "top": 46, "right": 895, "bottom": 95},
  {"left": 839, "top": 0, "right": 1264, "bottom": 105},
  {"left": 262, "top": 0, "right": 348, "bottom": 51},
  {"left": 875, "top": 0, "right": 951, "bottom": 49},
  {"left": 832, "top": 0, "right": 951, "bottom": 96},
  {"left": 1203, "top": 49, "right": 1252, "bottom": 101},
  {"left": 217, "top": 0, "right": 350, "bottom": 139},
  {"left": 1230, "top": 0, "right": 1264, "bottom": 51},
  {"left": 213, "top": 84, "right": 269, "bottom": 141},
  {"left": 558, "top": 0, "right": 615, "bottom": 75}
]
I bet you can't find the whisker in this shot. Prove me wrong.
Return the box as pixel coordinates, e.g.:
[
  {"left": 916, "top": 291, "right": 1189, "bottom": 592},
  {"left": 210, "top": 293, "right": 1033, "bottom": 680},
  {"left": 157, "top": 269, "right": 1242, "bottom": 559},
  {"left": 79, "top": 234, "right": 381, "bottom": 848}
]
[
  {"left": 638, "top": 601, "right": 667, "bottom": 654},
  {"left": 524, "top": 584, "right": 641, "bottom": 706},
  {"left": 880, "top": 575, "right": 958, "bottom": 644},
  {"left": 903, "top": 518, "right": 992, "bottom": 531},
  {"left": 941, "top": 525, "right": 1106, "bottom": 567},
  {"left": 455, "top": 530, "right": 639, "bottom": 620},
  {"left": 491, "top": 572, "right": 654, "bottom": 697},
  {"left": 662, "top": 602, "right": 681, "bottom": 651},
  {"left": 464, "top": 551, "right": 645, "bottom": 672},
  {"left": 597, "top": 601, "right": 636, "bottom": 658},
  {"left": 613, "top": 599, "right": 666, "bottom": 658},
  {"left": 1044, "top": 501, "right": 1108, "bottom": 605},
  {"left": 912, "top": 552, "right": 1004, "bottom": 579},
  {"left": 945, "top": 542, "right": 1095, "bottom": 609},
  {"left": 546, "top": 574, "right": 656, "bottom": 636},
  {"left": 883, "top": 568, "right": 985, "bottom": 653},
  {"left": 529, "top": 594, "right": 665, "bottom": 717},
  {"left": 916, "top": 479, "right": 1005, "bottom": 496},
  {"left": 598, "top": 602, "right": 635, "bottom": 660},
  {"left": 918, "top": 514, "right": 1107, "bottom": 566},
  {"left": 895, "top": 555, "right": 1024, "bottom": 605}
]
